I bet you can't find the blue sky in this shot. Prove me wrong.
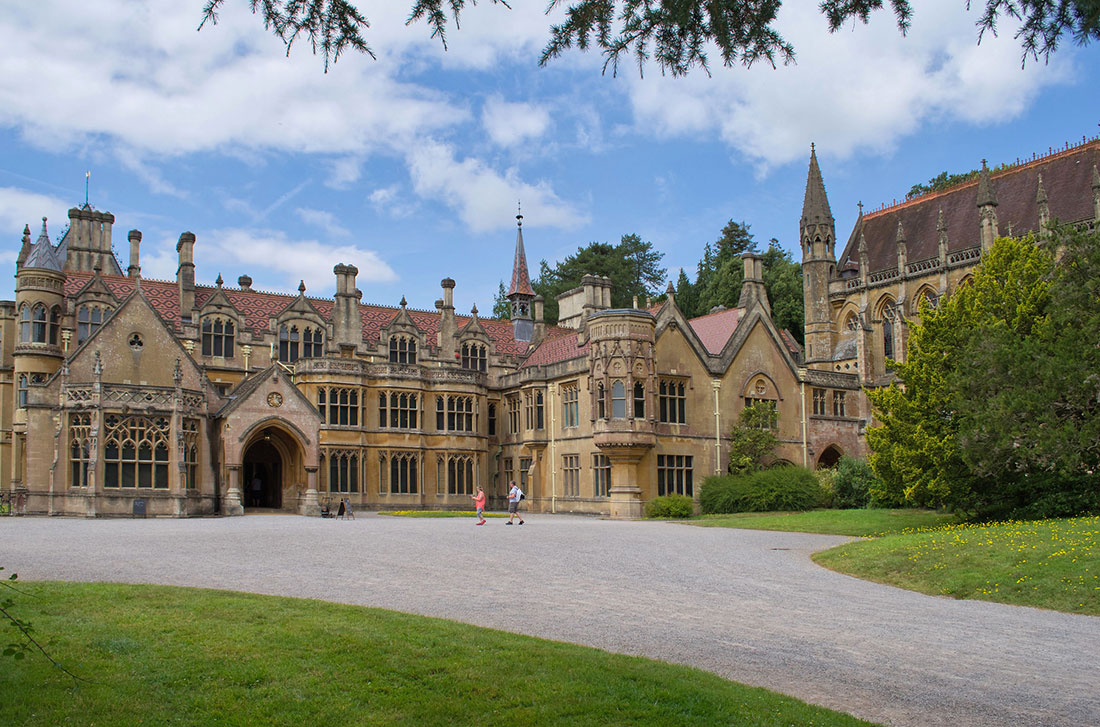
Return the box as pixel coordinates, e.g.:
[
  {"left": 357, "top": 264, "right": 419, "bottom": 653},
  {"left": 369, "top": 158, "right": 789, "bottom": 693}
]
[{"left": 2, "top": 1, "right": 1098, "bottom": 316}]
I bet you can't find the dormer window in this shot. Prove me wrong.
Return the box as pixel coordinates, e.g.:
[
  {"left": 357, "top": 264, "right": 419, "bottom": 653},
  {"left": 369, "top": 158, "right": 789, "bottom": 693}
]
[
  {"left": 279, "top": 325, "right": 300, "bottom": 363},
  {"left": 389, "top": 335, "right": 417, "bottom": 364},
  {"left": 201, "top": 317, "right": 235, "bottom": 357},
  {"left": 77, "top": 305, "right": 109, "bottom": 344},
  {"left": 302, "top": 327, "right": 324, "bottom": 358},
  {"left": 461, "top": 342, "right": 487, "bottom": 371}
]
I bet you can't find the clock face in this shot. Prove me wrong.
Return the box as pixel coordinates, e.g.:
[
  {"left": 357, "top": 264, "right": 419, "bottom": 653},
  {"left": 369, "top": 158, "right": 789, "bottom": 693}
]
[{"left": 267, "top": 392, "right": 284, "bottom": 408}]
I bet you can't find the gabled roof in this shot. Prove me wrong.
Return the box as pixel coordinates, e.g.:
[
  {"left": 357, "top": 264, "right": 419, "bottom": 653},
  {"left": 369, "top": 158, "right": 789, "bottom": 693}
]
[
  {"left": 62, "top": 272, "right": 531, "bottom": 357},
  {"left": 838, "top": 137, "right": 1100, "bottom": 274},
  {"left": 688, "top": 307, "right": 742, "bottom": 355}
]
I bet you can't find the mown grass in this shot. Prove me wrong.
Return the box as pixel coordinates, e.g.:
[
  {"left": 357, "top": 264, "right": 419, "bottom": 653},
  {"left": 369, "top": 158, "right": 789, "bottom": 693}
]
[
  {"left": 814, "top": 516, "right": 1100, "bottom": 615},
  {"left": 379, "top": 509, "right": 508, "bottom": 518},
  {"left": 691, "top": 509, "right": 956, "bottom": 536},
  {"left": 0, "top": 583, "right": 876, "bottom": 727}
]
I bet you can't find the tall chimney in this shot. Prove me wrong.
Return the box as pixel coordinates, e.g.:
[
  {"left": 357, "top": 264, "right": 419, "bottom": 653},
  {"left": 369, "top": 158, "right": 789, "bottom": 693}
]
[
  {"left": 736, "top": 253, "right": 770, "bottom": 314},
  {"left": 332, "top": 264, "right": 362, "bottom": 351},
  {"left": 127, "top": 229, "right": 142, "bottom": 278},
  {"left": 438, "top": 277, "right": 457, "bottom": 356},
  {"left": 177, "top": 232, "right": 196, "bottom": 320}
]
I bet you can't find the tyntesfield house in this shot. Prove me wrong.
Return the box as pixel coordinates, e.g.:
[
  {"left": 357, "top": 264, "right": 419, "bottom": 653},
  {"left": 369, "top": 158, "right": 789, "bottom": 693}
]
[{"left": 5, "top": 134, "right": 1096, "bottom": 518}]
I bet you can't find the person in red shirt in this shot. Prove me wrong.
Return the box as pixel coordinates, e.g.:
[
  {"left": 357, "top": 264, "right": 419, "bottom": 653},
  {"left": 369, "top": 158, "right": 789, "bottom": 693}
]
[{"left": 471, "top": 485, "right": 487, "bottom": 525}]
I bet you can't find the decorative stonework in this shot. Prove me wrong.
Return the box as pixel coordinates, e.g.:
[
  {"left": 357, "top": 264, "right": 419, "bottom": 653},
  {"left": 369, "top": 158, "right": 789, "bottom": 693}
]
[{"left": 267, "top": 392, "right": 283, "bottom": 408}]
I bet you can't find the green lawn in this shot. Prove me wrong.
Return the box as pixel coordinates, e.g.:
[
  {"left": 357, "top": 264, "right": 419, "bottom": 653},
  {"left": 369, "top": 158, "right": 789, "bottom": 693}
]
[
  {"left": 691, "top": 509, "right": 956, "bottom": 536},
  {"left": 1, "top": 582, "right": 876, "bottom": 727},
  {"left": 814, "top": 516, "right": 1100, "bottom": 615}
]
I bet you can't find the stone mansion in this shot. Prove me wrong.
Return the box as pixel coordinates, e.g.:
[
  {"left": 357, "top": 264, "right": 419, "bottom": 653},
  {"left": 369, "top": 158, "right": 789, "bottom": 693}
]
[{"left": 4, "top": 135, "right": 1097, "bottom": 517}]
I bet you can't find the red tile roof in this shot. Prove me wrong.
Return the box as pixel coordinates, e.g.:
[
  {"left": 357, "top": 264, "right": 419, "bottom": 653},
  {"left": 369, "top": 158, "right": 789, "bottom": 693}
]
[
  {"left": 839, "top": 137, "right": 1100, "bottom": 274},
  {"left": 63, "top": 273, "right": 529, "bottom": 356},
  {"left": 520, "top": 328, "right": 590, "bottom": 368},
  {"left": 688, "top": 307, "right": 741, "bottom": 355}
]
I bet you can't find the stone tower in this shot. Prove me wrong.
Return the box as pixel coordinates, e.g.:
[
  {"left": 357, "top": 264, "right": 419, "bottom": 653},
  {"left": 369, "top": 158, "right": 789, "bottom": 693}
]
[
  {"left": 507, "top": 211, "right": 535, "bottom": 342},
  {"left": 800, "top": 144, "right": 837, "bottom": 366}
]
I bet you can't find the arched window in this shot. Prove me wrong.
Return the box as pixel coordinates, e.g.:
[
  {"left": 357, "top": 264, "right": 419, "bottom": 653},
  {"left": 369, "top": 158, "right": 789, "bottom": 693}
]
[
  {"left": 302, "top": 327, "right": 324, "bottom": 358},
  {"left": 597, "top": 383, "right": 606, "bottom": 420},
  {"left": 77, "top": 305, "right": 108, "bottom": 344},
  {"left": 326, "top": 450, "right": 359, "bottom": 493},
  {"left": 202, "top": 317, "right": 235, "bottom": 357},
  {"left": 49, "top": 306, "right": 61, "bottom": 345},
  {"left": 447, "top": 455, "right": 474, "bottom": 495},
  {"left": 633, "top": 381, "right": 645, "bottom": 419},
  {"left": 386, "top": 452, "right": 419, "bottom": 494},
  {"left": 279, "top": 325, "right": 300, "bottom": 363},
  {"left": 883, "top": 312, "right": 894, "bottom": 361},
  {"left": 389, "top": 335, "right": 417, "bottom": 364},
  {"left": 19, "top": 305, "right": 31, "bottom": 343},
  {"left": 102, "top": 415, "right": 171, "bottom": 489},
  {"left": 611, "top": 381, "right": 626, "bottom": 419},
  {"left": 31, "top": 303, "right": 47, "bottom": 343}
]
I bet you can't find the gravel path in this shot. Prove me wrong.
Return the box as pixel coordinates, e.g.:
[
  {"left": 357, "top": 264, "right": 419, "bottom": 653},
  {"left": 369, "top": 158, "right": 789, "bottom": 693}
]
[{"left": 2, "top": 514, "right": 1097, "bottom": 727}]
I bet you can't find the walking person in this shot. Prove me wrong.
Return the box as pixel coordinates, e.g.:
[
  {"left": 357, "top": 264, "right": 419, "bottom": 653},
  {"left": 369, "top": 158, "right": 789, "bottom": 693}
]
[
  {"left": 506, "top": 480, "right": 524, "bottom": 525},
  {"left": 342, "top": 497, "right": 355, "bottom": 520},
  {"left": 249, "top": 474, "right": 263, "bottom": 507},
  {"left": 471, "top": 485, "right": 487, "bottom": 525}
]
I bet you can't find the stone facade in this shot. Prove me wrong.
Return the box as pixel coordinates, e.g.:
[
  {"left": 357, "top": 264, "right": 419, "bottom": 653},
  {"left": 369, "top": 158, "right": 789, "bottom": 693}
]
[
  {"left": 4, "top": 199, "right": 865, "bottom": 518},
  {"left": 800, "top": 136, "right": 1100, "bottom": 460}
]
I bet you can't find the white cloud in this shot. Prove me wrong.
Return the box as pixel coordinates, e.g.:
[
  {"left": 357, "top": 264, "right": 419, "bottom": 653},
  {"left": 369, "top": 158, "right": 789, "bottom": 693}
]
[
  {"left": 192, "top": 228, "right": 398, "bottom": 294},
  {"left": 482, "top": 96, "right": 551, "bottom": 148},
  {"left": 0, "top": 186, "right": 71, "bottom": 242},
  {"left": 368, "top": 185, "right": 417, "bottom": 218},
  {"left": 406, "top": 140, "right": 587, "bottom": 233},
  {"left": 296, "top": 208, "right": 350, "bottom": 238},
  {"left": 623, "top": 1, "right": 1072, "bottom": 169},
  {"left": 326, "top": 157, "right": 363, "bottom": 190}
]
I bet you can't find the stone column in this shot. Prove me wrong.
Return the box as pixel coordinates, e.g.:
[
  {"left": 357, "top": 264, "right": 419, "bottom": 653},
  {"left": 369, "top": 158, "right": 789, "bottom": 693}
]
[
  {"left": 224, "top": 465, "right": 244, "bottom": 516},
  {"left": 301, "top": 466, "right": 321, "bottom": 516},
  {"left": 606, "top": 447, "right": 645, "bottom": 520}
]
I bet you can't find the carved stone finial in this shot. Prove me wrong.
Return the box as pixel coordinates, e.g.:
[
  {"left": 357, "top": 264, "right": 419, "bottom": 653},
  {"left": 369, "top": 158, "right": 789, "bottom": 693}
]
[
  {"left": 93, "top": 350, "right": 103, "bottom": 377},
  {"left": 174, "top": 358, "right": 183, "bottom": 385},
  {"left": 937, "top": 208, "right": 946, "bottom": 231},
  {"left": 471, "top": 303, "right": 479, "bottom": 317},
  {"left": 216, "top": 273, "right": 224, "bottom": 287},
  {"left": 1036, "top": 173, "right": 1047, "bottom": 204},
  {"left": 400, "top": 295, "right": 407, "bottom": 308},
  {"left": 298, "top": 280, "right": 306, "bottom": 294}
]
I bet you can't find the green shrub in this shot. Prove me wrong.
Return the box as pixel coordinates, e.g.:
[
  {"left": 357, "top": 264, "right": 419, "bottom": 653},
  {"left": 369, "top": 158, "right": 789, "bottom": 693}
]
[
  {"left": 645, "top": 494, "right": 695, "bottom": 519},
  {"left": 815, "top": 467, "right": 836, "bottom": 509},
  {"left": 700, "top": 466, "right": 825, "bottom": 514},
  {"left": 833, "top": 456, "right": 881, "bottom": 509}
]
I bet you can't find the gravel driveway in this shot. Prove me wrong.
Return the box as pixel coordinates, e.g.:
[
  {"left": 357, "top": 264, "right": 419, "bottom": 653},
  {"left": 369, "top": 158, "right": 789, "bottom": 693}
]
[{"left": 2, "top": 514, "right": 1096, "bottom": 727}]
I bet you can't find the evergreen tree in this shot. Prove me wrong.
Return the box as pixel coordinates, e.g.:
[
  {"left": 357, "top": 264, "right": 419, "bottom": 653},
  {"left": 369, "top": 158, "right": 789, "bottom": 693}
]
[
  {"left": 760, "top": 239, "right": 804, "bottom": 342},
  {"left": 491, "top": 281, "right": 510, "bottom": 319}
]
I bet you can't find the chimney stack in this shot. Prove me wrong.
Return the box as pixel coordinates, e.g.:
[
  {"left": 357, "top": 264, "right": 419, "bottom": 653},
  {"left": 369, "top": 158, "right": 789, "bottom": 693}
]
[
  {"left": 332, "top": 264, "right": 362, "bottom": 351},
  {"left": 736, "top": 253, "right": 770, "bottom": 314},
  {"left": 127, "top": 229, "right": 142, "bottom": 278},
  {"left": 177, "top": 232, "right": 196, "bottom": 320}
]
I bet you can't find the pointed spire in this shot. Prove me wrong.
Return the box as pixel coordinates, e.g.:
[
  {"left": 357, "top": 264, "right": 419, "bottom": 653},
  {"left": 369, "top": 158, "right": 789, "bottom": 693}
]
[
  {"left": 858, "top": 231, "right": 867, "bottom": 254},
  {"left": 895, "top": 219, "right": 906, "bottom": 244},
  {"left": 216, "top": 273, "right": 224, "bottom": 287},
  {"left": 937, "top": 208, "right": 947, "bottom": 232},
  {"left": 801, "top": 143, "right": 834, "bottom": 228},
  {"left": 298, "top": 280, "right": 306, "bottom": 294},
  {"left": 507, "top": 210, "right": 534, "bottom": 297},
  {"left": 16, "top": 224, "right": 31, "bottom": 266},
  {"left": 976, "top": 159, "right": 998, "bottom": 207},
  {"left": 23, "top": 217, "right": 62, "bottom": 270},
  {"left": 400, "top": 295, "right": 407, "bottom": 308},
  {"left": 471, "top": 303, "right": 479, "bottom": 318},
  {"left": 1035, "top": 173, "right": 1047, "bottom": 204}
]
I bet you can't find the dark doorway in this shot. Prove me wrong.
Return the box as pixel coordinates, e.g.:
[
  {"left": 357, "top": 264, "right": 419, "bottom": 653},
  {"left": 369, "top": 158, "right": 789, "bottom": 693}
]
[
  {"left": 243, "top": 437, "right": 282, "bottom": 509},
  {"left": 817, "top": 445, "right": 843, "bottom": 469}
]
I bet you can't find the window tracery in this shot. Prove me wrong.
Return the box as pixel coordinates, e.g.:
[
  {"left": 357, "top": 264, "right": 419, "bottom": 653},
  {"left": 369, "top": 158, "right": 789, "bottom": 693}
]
[
  {"left": 389, "top": 335, "right": 417, "bottom": 364},
  {"left": 201, "top": 316, "right": 235, "bottom": 357},
  {"left": 102, "top": 415, "right": 171, "bottom": 489}
]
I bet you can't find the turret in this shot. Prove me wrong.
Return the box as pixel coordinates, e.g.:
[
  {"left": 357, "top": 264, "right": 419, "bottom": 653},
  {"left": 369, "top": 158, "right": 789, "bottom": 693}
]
[
  {"left": 332, "top": 264, "right": 363, "bottom": 351},
  {"left": 800, "top": 144, "right": 837, "bottom": 366},
  {"left": 977, "top": 159, "right": 999, "bottom": 252},
  {"left": 177, "top": 231, "right": 196, "bottom": 321},
  {"left": 506, "top": 211, "right": 535, "bottom": 343}
]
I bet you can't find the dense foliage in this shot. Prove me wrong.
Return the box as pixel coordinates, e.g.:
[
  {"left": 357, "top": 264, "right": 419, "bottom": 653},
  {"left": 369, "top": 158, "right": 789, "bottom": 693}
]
[
  {"left": 644, "top": 494, "right": 695, "bottom": 518},
  {"left": 674, "top": 221, "right": 804, "bottom": 340},
  {"left": 832, "top": 456, "right": 882, "bottom": 509},
  {"left": 201, "top": 1, "right": 1100, "bottom": 76},
  {"left": 727, "top": 400, "right": 780, "bottom": 475},
  {"left": 700, "top": 467, "right": 826, "bottom": 514},
  {"left": 868, "top": 226, "right": 1100, "bottom": 518}
]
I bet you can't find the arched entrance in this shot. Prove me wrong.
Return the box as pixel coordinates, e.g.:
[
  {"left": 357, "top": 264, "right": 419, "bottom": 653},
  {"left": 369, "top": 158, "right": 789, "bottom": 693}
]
[
  {"left": 242, "top": 433, "right": 284, "bottom": 509},
  {"left": 817, "top": 445, "right": 843, "bottom": 469}
]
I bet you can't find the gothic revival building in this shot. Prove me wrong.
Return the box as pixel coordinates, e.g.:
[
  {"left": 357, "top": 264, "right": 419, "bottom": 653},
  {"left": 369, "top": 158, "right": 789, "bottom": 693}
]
[
  {"left": 800, "top": 136, "right": 1100, "bottom": 430},
  {"left": 3, "top": 200, "right": 864, "bottom": 517}
]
